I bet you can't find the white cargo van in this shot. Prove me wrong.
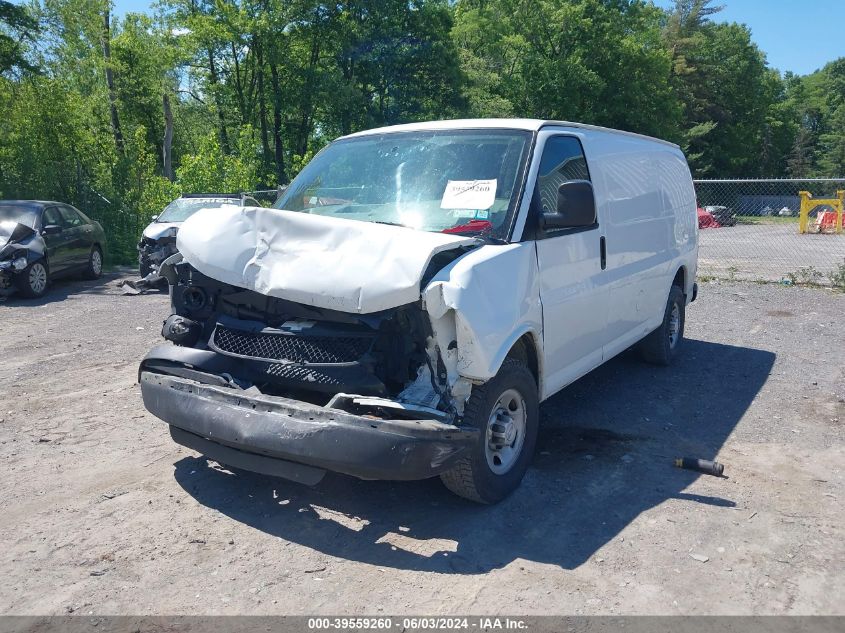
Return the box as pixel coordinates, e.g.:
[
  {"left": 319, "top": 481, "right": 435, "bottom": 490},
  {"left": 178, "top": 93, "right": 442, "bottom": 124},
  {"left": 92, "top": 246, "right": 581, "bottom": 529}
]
[{"left": 139, "top": 119, "right": 698, "bottom": 503}]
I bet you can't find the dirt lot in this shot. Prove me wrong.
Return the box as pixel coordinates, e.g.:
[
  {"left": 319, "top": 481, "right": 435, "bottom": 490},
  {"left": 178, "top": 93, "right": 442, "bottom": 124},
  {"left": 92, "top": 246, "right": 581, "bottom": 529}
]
[
  {"left": 0, "top": 275, "right": 843, "bottom": 616},
  {"left": 698, "top": 222, "right": 845, "bottom": 282}
]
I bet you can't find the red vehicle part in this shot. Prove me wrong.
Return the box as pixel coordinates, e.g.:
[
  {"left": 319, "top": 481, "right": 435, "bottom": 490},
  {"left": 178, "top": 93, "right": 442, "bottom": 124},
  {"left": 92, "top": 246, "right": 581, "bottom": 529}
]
[
  {"left": 816, "top": 210, "right": 842, "bottom": 232},
  {"left": 697, "top": 207, "right": 721, "bottom": 229},
  {"left": 442, "top": 219, "right": 493, "bottom": 235}
]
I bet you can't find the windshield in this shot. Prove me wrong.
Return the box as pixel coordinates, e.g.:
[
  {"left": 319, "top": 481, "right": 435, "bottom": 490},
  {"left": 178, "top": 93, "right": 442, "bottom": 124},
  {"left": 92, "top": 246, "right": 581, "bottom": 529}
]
[
  {"left": 157, "top": 198, "right": 237, "bottom": 223},
  {"left": 273, "top": 130, "right": 532, "bottom": 239},
  {"left": 0, "top": 205, "right": 39, "bottom": 229}
]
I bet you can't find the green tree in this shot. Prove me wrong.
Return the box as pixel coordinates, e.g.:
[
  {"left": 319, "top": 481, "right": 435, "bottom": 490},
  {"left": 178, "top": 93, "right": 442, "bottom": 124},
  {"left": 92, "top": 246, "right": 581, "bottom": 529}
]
[
  {"left": 176, "top": 126, "right": 263, "bottom": 193},
  {"left": 0, "top": 0, "right": 39, "bottom": 76},
  {"left": 663, "top": 0, "right": 789, "bottom": 176},
  {"left": 453, "top": 0, "right": 681, "bottom": 139}
]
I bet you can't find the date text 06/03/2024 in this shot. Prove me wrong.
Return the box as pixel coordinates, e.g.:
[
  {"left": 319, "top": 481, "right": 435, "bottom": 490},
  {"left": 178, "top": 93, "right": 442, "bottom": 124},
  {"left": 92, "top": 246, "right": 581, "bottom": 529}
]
[{"left": 307, "top": 617, "right": 529, "bottom": 630}]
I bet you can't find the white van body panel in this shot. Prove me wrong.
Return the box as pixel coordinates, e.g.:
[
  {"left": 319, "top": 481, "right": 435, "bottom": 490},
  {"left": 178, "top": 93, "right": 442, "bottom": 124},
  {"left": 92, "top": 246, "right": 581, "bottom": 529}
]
[
  {"left": 514, "top": 124, "right": 697, "bottom": 400},
  {"left": 173, "top": 118, "right": 697, "bottom": 408},
  {"left": 529, "top": 129, "right": 609, "bottom": 398},
  {"left": 575, "top": 127, "right": 697, "bottom": 362},
  {"left": 422, "top": 242, "right": 542, "bottom": 386}
]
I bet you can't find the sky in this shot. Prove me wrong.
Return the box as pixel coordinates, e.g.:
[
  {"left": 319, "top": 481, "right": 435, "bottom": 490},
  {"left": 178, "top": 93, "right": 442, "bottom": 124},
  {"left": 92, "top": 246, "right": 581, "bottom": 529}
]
[
  {"left": 106, "top": 0, "right": 845, "bottom": 76},
  {"left": 653, "top": 0, "right": 845, "bottom": 75}
]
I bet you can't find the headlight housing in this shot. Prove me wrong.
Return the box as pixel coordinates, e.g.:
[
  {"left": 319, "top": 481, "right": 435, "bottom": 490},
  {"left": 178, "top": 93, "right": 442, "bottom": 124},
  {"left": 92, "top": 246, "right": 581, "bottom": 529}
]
[{"left": 1, "top": 256, "right": 28, "bottom": 271}]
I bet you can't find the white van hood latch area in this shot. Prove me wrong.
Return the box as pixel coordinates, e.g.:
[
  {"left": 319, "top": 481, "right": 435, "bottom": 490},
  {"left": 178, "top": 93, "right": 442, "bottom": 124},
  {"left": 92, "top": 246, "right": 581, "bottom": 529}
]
[{"left": 176, "top": 205, "right": 478, "bottom": 314}]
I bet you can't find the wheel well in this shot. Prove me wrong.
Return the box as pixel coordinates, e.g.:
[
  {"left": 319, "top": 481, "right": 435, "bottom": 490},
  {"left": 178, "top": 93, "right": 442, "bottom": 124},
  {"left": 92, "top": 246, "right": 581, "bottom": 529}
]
[
  {"left": 673, "top": 267, "right": 686, "bottom": 291},
  {"left": 506, "top": 333, "right": 539, "bottom": 387}
]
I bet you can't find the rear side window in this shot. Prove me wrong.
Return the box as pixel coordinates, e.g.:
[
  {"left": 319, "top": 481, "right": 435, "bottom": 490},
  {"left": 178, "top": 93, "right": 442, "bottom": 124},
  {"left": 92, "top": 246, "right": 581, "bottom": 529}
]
[
  {"left": 536, "top": 136, "right": 591, "bottom": 214},
  {"left": 58, "top": 206, "right": 83, "bottom": 227}
]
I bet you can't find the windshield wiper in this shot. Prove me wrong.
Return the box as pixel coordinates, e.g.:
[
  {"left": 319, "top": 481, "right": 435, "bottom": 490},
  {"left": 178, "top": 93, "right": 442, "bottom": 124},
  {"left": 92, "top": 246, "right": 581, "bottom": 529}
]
[{"left": 371, "top": 220, "right": 409, "bottom": 228}]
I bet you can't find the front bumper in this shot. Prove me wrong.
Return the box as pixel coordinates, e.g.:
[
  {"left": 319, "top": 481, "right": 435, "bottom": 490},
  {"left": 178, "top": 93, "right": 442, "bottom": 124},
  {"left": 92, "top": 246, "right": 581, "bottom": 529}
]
[
  {"left": 0, "top": 256, "right": 28, "bottom": 287},
  {"left": 138, "top": 239, "right": 178, "bottom": 268},
  {"left": 140, "top": 369, "right": 477, "bottom": 483}
]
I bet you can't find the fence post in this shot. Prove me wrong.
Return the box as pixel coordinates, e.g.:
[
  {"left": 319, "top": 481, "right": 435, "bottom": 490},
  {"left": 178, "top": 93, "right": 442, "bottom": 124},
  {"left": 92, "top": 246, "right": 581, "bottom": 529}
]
[
  {"left": 837, "top": 191, "right": 845, "bottom": 234},
  {"left": 798, "top": 191, "right": 811, "bottom": 234}
]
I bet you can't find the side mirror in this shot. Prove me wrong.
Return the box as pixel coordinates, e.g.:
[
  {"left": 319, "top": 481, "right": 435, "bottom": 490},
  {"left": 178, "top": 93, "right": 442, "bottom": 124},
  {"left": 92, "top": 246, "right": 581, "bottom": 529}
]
[
  {"left": 42, "top": 224, "right": 62, "bottom": 235},
  {"left": 150, "top": 214, "right": 159, "bottom": 222},
  {"left": 542, "top": 180, "right": 597, "bottom": 230}
]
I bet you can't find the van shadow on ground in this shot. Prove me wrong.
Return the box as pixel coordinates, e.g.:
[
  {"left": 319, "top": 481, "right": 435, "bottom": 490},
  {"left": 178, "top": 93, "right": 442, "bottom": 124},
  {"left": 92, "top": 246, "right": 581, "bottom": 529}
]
[{"left": 174, "top": 339, "right": 775, "bottom": 573}]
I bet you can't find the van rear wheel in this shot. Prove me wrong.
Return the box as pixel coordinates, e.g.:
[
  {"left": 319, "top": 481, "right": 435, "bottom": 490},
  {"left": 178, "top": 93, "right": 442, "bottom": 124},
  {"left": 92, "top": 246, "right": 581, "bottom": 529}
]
[
  {"left": 639, "top": 285, "right": 685, "bottom": 366},
  {"left": 440, "top": 359, "right": 539, "bottom": 504}
]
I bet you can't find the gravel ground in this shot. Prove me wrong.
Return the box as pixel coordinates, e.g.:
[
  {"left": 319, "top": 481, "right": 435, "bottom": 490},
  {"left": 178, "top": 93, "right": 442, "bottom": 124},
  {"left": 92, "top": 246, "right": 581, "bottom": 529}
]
[
  {"left": 0, "top": 274, "right": 843, "bottom": 616},
  {"left": 698, "top": 223, "right": 845, "bottom": 282}
]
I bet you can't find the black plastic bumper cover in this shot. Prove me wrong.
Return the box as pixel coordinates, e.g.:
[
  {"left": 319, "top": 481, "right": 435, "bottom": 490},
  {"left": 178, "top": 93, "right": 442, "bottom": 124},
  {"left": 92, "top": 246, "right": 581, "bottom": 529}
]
[{"left": 140, "top": 370, "right": 477, "bottom": 482}]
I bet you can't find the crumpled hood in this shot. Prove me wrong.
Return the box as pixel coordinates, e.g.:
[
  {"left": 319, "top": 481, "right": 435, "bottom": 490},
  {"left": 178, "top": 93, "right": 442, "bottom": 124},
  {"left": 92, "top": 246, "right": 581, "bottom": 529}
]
[
  {"left": 0, "top": 221, "right": 36, "bottom": 251},
  {"left": 142, "top": 221, "right": 182, "bottom": 241},
  {"left": 176, "top": 206, "right": 476, "bottom": 314}
]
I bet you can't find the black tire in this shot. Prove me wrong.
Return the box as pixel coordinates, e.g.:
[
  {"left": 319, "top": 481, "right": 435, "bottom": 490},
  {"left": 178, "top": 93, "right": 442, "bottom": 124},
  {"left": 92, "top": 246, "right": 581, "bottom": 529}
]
[
  {"left": 639, "top": 284, "right": 685, "bottom": 366},
  {"left": 15, "top": 260, "right": 49, "bottom": 298},
  {"left": 83, "top": 246, "right": 103, "bottom": 280},
  {"left": 440, "top": 359, "right": 539, "bottom": 504}
]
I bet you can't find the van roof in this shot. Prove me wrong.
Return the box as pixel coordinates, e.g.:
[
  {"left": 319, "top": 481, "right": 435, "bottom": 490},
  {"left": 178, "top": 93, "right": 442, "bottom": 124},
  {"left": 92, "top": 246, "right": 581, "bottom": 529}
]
[{"left": 339, "top": 118, "right": 680, "bottom": 149}]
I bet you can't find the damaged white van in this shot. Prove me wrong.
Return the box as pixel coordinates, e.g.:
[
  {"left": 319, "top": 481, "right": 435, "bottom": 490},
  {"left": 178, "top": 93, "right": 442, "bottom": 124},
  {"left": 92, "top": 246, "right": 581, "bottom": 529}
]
[{"left": 139, "top": 119, "right": 698, "bottom": 503}]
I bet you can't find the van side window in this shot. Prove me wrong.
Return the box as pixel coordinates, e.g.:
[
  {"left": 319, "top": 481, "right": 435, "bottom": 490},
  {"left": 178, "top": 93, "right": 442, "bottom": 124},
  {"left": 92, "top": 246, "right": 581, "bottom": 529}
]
[{"left": 537, "top": 136, "right": 590, "bottom": 214}]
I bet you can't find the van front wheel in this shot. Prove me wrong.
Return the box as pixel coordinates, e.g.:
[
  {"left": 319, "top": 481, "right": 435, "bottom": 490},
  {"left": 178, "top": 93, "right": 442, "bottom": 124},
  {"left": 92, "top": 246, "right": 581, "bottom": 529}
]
[
  {"left": 440, "top": 359, "right": 539, "bottom": 504},
  {"left": 639, "top": 284, "right": 685, "bottom": 366}
]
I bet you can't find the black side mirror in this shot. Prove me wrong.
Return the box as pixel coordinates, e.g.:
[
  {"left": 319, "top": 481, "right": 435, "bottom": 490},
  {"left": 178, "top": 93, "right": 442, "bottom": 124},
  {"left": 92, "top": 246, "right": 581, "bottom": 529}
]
[
  {"left": 42, "top": 224, "right": 62, "bottom": 235},
  {"left": 542, "top": 180, "right": 597, "bottom": 230}
]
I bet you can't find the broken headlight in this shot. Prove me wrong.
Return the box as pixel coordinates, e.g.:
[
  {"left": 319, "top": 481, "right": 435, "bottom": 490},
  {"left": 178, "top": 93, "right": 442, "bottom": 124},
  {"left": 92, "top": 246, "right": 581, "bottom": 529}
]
[{"left": 0, "top": 256, "right": 27, "bottom": 271}]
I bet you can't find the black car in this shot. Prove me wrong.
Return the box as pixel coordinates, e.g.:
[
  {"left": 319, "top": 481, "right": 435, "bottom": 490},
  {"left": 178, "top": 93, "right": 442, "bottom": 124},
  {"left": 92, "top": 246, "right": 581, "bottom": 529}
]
[{"left": 0, "top": 200, "right": 107, "bottom": 298}]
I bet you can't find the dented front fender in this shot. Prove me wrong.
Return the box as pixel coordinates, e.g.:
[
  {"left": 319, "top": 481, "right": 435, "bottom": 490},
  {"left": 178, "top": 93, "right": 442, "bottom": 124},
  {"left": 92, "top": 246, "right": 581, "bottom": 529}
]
[{"left": 422, "top": 242, "right": 543, "bottom": 386}]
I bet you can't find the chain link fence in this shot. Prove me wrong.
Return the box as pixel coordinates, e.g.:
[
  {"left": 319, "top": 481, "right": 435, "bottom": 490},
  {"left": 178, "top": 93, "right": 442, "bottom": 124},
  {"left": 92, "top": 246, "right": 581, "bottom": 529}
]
[{"left": 694, "top": 179, "right": 845, "bottom": 288}]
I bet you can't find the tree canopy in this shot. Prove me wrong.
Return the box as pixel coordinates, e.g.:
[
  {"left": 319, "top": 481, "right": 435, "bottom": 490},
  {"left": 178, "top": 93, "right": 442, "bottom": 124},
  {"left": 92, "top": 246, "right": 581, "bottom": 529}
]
[{"left": 1, "top": 0, "right": 843, "bottom": 262}]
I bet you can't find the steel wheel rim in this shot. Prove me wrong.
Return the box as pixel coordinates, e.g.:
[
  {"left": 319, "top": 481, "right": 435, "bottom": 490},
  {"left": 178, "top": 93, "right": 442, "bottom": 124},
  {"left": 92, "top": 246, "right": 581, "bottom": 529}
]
[
  {"left": 668, "top": 303, "right": 680, "bottom": 348},
  {"left": 91, "top": 250, "right": 102, "bottom": 275},
  {"left": 485, "top": 388, "right": 527, "bottom": 475},
  {"left": 29, "top": 263, "right": 47, "bottom": 294}
]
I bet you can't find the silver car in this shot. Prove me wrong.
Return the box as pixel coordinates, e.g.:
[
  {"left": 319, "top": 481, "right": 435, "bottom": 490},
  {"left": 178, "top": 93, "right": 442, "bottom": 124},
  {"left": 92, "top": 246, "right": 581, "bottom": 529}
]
[{"left": 138, "top": 193, "right": 258, "bottom": 278}]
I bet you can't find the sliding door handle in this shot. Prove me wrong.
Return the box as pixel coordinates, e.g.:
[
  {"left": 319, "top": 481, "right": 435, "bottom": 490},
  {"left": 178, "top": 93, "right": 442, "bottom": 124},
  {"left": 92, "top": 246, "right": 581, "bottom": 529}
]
[{"left": 600, "top": 236, "right": 607, "bottom": 270}]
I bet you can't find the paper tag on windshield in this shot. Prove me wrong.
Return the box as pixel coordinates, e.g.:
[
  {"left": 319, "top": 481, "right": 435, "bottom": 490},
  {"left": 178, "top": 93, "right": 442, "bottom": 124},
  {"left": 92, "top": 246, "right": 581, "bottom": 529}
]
[{"left": 440, "top": 179, "right": 497, "bottom": 210}]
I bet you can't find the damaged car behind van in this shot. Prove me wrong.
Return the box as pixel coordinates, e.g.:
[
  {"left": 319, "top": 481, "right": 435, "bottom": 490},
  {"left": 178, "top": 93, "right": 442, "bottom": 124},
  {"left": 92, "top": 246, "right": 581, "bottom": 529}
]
[
  {"left": 0, "top": 200, "right": 106, "bottom": 298},
  {"left": 138, "top": 193, "right": 259, "bottom": 279},
  {"left": 139, "top": 119, "right": 698, "bottom": 503}
]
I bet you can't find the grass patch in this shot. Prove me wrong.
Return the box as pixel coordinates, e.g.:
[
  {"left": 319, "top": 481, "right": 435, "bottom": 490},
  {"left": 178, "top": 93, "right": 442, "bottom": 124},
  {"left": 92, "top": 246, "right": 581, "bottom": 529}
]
[
  {"left": 736, "top": 215, "right": 798, "bottom": 225},
  {"left": 829, "top": 259, "right": 845, "bottom": 292},
  {"left": 784, "top": 266, "right": 826, "bottom": 287}
]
